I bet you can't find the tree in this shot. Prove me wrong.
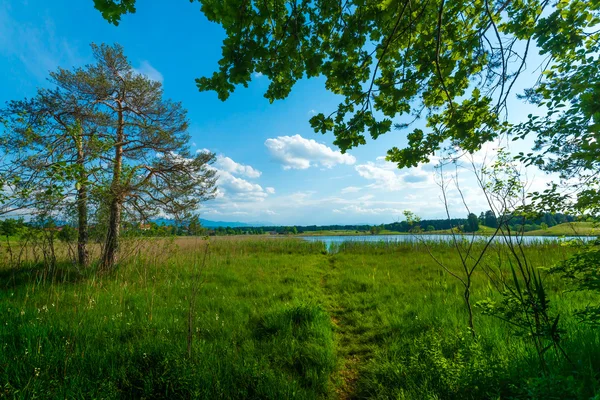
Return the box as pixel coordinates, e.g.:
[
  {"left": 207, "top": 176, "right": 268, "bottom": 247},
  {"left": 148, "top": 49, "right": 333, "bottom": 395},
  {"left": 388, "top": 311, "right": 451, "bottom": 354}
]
[
  {"left": 369, "top": 225, "right": 381, "bottom": 235},
  {"left": 94, "top": 0, "right": 599, "bottom": 170},
  {"left": 478, "top": 212, "right": 485, "bottom": 225},
  {"left": 74, "top": 44, "right": 218, "bottom": 270},
  {"left": 2, "top": 43, "right": 218, "bottom": 271},
  {"left": 484, "top": 210, "right": 498, "bottom": 228},
  {"left": 187, "top": 215, "right": 205, "bottom": 236},
  {"left": 1, "top": 81, "right": 104, "bottom": 267},
  {"left": 57, "top": 225, "right": 78, "bottom": 244},
  {"left": 512, "top": 20, "right": 600, "bottom": 216},
  {"left": 463, "top": 213, "right": 479, "bottom": 233}
]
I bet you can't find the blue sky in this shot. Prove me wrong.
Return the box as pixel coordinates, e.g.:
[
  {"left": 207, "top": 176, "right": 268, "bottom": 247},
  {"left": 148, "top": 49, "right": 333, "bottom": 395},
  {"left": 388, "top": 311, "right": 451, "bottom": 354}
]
[{"left": 0, "top": 0, "right": 552, "bottom": 225}]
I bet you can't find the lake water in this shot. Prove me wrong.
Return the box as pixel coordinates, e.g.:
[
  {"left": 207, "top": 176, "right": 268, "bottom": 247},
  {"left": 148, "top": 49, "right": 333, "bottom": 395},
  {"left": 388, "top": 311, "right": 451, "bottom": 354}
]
[{"left": 300, "top": 234, "right": 594, "bottom": 249}]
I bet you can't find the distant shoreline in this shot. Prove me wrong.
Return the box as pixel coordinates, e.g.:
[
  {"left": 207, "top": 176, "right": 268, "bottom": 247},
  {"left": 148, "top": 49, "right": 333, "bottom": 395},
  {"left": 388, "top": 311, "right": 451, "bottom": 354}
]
[{"left": 298, "top": 231, "right": 597, "bottom": 238}]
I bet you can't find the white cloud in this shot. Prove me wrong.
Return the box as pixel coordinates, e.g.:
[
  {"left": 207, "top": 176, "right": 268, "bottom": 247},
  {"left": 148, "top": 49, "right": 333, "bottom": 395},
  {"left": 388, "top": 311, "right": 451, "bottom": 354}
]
[
  {"left": 355, "top": 162, "right": 404, "bottom": 190},
  {"left": 355, "top": 157, "right": 433, "bottom": 191},
  {"left": 308, "top": 109, "right": 317, "bottom": 115},
  {"left": 134, "top": 61, "right": 164, "bottom": 83},
  {"left": 202, "top": 208, "right": 222, "bottom": 215},
  {"left": 334, "top": 205, "right": 405, "bottom": 215},
  {"left": 253, "top": 72, "right": 263, "bottom": 78},
  {"left": 199, "top": 152, "right": 272, "bottom": 203},
  {"left": 215, "top": 155, "right": 262, "bottom": 178},
  {"left": 216, "top": 170, "right": 268, "bottom": 201},
  {"left": 341, "top": 186, "right": 362, "bottom": 194},
  {"left": 265, "top": 134, "right": 356, "bottom": 170}
]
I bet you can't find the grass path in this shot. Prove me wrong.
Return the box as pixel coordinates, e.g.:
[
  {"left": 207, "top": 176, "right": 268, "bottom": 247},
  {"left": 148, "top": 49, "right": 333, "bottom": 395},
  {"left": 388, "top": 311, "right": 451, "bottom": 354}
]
[{"left": 320, "top": 255, "right": 373, "bottom": 399}]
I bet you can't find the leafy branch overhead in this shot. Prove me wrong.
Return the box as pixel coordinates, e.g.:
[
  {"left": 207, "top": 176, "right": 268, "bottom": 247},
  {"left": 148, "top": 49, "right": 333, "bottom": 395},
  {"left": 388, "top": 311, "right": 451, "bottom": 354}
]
[{"left": 93, "top": 0, "right": 600, "bottom": 168}]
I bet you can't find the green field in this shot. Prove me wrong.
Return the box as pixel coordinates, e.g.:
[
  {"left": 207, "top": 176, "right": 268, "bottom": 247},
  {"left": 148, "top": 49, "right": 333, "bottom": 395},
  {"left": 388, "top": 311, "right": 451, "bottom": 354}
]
[
  {"left": 428, "top": 222, "right": 598, "bottom": 237},
  {"left": 525, "top": 222, "right": 599, "bottom": 236},
  {"left": 1, "top": 237, "right": 599, "bottom": 399}
]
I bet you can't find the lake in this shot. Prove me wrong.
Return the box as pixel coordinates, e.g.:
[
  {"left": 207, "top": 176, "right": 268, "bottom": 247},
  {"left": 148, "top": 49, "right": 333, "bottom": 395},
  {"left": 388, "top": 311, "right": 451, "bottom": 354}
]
[{"left": 300, "top": 234, "right": 594, "bottom": 249}]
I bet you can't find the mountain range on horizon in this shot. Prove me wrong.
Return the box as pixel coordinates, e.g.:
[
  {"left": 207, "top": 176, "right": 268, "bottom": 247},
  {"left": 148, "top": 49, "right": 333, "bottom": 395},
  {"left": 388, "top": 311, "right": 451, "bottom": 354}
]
[
  {"left": 151, "top": 218, "right": 378, "bottom": 228},
  {"left": 152, "top": 218, "right": 275, "bottom": 228}
]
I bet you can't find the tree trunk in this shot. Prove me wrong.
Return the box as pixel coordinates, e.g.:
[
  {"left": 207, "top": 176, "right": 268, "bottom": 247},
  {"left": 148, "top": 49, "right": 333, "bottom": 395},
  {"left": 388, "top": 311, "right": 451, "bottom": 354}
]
[
  {"left": 100, "top": 104, "right": 124, "bottom": 271},
  {"left": 76, "top": 130, "right": 89, "bottom": 268},
  {"left": 101, "top": 197, "right": 121, "bottom": 270}
]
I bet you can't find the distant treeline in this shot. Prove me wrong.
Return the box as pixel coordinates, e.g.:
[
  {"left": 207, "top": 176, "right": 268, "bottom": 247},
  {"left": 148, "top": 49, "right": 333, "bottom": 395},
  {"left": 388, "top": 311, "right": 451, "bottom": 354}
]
[
  {"left": 217, "top": 211, "right": 578, "bottom": 235},
  {"left": 0, "top": 212, "right": 581, "bottom": 239}
]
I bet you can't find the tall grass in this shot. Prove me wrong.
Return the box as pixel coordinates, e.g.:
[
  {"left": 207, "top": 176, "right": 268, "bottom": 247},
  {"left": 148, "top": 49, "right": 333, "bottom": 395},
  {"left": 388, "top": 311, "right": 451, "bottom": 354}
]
[{"left": 1, "top": 237, "right": 598, "bottom": 398}]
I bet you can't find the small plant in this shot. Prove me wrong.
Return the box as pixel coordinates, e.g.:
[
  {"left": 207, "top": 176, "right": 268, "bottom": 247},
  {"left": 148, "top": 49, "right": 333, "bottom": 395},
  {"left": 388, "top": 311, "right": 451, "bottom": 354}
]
[{"left": 550, "top": 237, "right": 600, "bottom": 326}]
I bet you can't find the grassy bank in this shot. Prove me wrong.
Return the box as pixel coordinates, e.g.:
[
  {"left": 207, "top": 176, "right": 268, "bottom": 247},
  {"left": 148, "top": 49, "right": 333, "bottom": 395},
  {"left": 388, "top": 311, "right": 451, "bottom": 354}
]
[
  {"left": 1, "top": 237, "right": 599, "bottom": 398},
  {"left": 525, "top": 222, "right": 599, "bottom": 236}
]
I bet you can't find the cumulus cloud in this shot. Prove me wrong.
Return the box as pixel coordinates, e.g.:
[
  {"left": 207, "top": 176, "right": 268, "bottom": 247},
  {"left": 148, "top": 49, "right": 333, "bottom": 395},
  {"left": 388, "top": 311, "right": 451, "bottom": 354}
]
[
  {"left": 265, "top": 134, "right": 356, "bottom": 170},
  {"left": 355, "top": 157, "right": 434, "bottom": 191},
  {"left": 355, "top": 162, "right": 404, "bottom": 190},
  {"left": 213, "top": 170, "right": 269, "bottom": 202},
  {"left": 333, "top": 205, "right": 405, "bottom": 215},
  {"left": 134, "top": 61, "right": 164, "bottom": 83},
  {"left": 198, "top": 151, "right": 273, "bottom": 202},
  {"left": 215, "top": 155, "right": 262, "bottom": 178}
]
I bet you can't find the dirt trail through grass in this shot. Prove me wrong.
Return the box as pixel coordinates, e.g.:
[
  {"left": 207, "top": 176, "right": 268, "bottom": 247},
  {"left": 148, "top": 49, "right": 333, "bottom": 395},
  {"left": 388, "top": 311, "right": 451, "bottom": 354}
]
[{"left": 320, "top": 255, "right": 373, "bottom": 400}]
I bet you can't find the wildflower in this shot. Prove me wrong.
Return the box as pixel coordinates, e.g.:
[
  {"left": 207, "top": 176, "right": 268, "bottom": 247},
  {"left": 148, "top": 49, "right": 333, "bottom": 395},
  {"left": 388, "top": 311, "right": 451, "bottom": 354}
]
[
  {"left": 34, "top": 368, "right": 40, "bottom": 377},
  {"left": 215, "top": 313, "right": 219, "bottom": 321},
  {"left": 20, "top": 310, "right": 25, "bottom": 316}
]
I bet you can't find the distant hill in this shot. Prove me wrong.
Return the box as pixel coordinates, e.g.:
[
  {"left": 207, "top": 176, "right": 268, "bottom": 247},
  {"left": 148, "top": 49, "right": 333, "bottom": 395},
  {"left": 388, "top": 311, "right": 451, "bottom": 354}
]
[
  {"left": 199, "top": 219, "right": 255, "bottom": 228},
  {"left": 151, "top": 217, "right": 272, "bottom": 228},
  {"left": 525, "top": 222, "right": 599, "bottom": 236}
]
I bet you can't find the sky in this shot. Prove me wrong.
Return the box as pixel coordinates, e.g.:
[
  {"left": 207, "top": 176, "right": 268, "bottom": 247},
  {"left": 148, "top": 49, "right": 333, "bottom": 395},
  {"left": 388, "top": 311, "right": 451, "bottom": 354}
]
[{"left": 0, "top": 0, "right": 554, "bottom": 225}]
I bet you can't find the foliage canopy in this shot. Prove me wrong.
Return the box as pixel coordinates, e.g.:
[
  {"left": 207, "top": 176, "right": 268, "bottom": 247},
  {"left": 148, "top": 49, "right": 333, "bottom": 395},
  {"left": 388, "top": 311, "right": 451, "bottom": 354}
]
[{"left": 94, "top": 0, "right": 600, "bottom": 170}]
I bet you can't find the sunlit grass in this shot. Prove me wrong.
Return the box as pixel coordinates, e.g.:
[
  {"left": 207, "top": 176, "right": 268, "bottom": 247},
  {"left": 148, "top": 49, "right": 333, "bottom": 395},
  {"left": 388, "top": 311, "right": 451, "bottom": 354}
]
[{"left": 1, "top": 237, "right": 598, "bottom": 398}]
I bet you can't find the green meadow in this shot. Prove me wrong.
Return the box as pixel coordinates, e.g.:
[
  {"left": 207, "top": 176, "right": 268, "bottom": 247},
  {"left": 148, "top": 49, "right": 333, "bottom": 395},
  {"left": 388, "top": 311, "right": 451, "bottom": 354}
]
[{"left": 1, "top": 237, "right": 599, "bottom": 399}]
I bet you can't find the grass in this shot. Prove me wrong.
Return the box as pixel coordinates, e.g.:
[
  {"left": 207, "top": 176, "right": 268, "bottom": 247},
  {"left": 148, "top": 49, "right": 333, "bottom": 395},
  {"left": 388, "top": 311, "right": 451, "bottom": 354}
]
[
  {"left": 525, "top": 222, "right": 599, "bottom": 236},
  {"left": 427, "top": 222, "right": 598, "bottom": 237},
  {"left": 1, "top": 236, "right": 599, "bottom": 398}
]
